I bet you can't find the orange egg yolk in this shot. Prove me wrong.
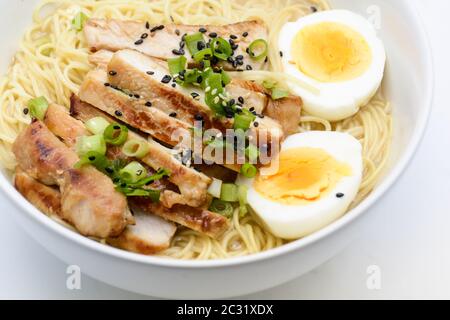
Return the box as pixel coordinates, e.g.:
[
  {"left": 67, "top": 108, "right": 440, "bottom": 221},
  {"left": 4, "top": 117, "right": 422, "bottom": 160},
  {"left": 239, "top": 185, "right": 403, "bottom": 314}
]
[
  {"left": 254, "top": 147, "right": 352, "bottom": 205},
  {"left": 291, "top": 22, "right": 372, "bottom": 82}
]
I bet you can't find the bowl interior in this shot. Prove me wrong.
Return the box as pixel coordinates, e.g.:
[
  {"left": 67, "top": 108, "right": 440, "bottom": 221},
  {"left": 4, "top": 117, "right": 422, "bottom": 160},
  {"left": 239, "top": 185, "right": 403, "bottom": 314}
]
[{"left": 0, "top": 0, "right": 432, "bottom": 267}]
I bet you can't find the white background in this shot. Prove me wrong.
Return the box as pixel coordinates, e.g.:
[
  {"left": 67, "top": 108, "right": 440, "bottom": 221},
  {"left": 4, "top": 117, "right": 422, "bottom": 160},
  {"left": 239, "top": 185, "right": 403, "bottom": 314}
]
[{"left": 0, "top": 0, "right": 449, "bottom": 299}]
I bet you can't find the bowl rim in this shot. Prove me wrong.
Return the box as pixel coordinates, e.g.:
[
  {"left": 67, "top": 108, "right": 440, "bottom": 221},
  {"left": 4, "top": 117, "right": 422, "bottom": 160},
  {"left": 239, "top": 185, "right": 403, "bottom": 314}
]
[{"left": 0, "top": 0, "right": 434, "bottom": 269}]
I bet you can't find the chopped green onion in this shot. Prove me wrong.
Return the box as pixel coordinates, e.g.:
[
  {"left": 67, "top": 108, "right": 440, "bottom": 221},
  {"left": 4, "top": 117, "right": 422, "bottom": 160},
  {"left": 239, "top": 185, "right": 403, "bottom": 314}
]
[
  {"left": 72, "top": 12, "right": 89, "bottom": 32},
  {"left": 119, "top": 161, "right": 148, "bottom": 184},
  {"left": 122, "top": 139, "right": 150, "bottom": 159},
  {"left": 262, "top": 80, "right": 277, "bottom": 90},
  {"left": 104, "top": 123, "right": 129, "bottom": 146},
  {"left": 248, "top": 39, "right": 269, "bottom": 61},
  {"left": 207, "top": 178, "right": 223, "bottom": 199},
  {"left": 245, "top": 144, "right": 260, "bottom": 162},
  {"left": 221, "top": 183, "right": 238, "bottom": 202},
  {"left": 85, "top": 117, "right": 110, "bottom": 135},
  {"left": 75, "top": 135, "right": 107, "bottom": 157},
  {"left": 185, "top": 32, "right": 205, "bottom": 56},
  {"left": 28, "top": 96, "right": 49, "bottom": 121},
  {"left": 211, "top": 37, "right": 233, "bottom": 60},
  {"left": 209, "top": 199, "right": 234, "bottom": 218},
  {"left": 116, "top": 186, "right": 161, "bottom": 202},
  {"left": 221, "top": 70, "right": 231, "bottom": 86},
  {"left": 241, "top": 163, "right": 257, "bottom": 178},
  {"left": 271, "top": 87, "right": 290, "bottom": 100},
  {"left": 193, "top": 48, "right": 213, "bottom": 62},
  {"left": 168, "top": 56, "right": 187, "bottom": 76},
  {"left": 74, "top": 151, "right": 108, "bottom": 170},
  {"left": 233, "top": 111, "right": 255, "bottom": 131},
  {"left": 238, "top": 185, "right": 249, "bottom": 217},
  {"left": 204, "top": 72, "right": 225, "bottom": 114}
]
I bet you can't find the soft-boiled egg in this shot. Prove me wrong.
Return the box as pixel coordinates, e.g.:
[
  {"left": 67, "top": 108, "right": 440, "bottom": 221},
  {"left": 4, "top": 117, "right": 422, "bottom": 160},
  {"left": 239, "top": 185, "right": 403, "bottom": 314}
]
[
  {"left": 278, "top": 10, "right": 386, "bottom": 121},
  {"left": 237, "top": 131, "right": 363, "bottom": 239}
]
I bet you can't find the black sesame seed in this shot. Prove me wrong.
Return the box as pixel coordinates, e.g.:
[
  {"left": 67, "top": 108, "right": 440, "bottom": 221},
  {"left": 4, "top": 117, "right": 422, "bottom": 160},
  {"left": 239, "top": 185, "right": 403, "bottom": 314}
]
[
  {"left": 194, "top": 114, "right": 204, "bottom": 121},
  {"left": 197, "top": 41, "right": 206, "bottom": 51},
  {"left": 113, "top": 125, "right": 120, "bottom": 130},
  {"left": 226, "top": 113, "right": 234, "bottom": 119},
  {"left": 145, "top": 101, "right": 152, "bottom": 107},
  {"left": 146, "top": 71, "right": 155, "bottom": 75},
  {"left": 175, "top": 29, "right": 181, "bottom": 36},
  {"left": 311, "top": 6, "right": 318, "bottom": 13},
  {"left": 229, "top": 39, "right": 235, "bottom": 46},
  {"left": 134, "top": 39, "right": 144, "bottom": 45},
  {"left": 196, "top": 76, "right": 203, "bottom": 84},
  {"left": 172, "top": 83, "right": 177, "bottom": 88},
  {"left": 236, "top": 59, "right": 244, "bottom": 66},
  {"left": 242, "top": 32, "right": 249, "bottom": 37},
  {"left": 104, "top": 83, "right": 111, "bottom": 87},
  {"left": 88, "top": 156, "right": 96, "bottom": 161},
  {"left": 246, "top": 65, "right": 253, "bottom": 70},
  {"left": 109, "top": 70, "right": 117, "bottom": 76},
  {"left": 246, "top": 48, "right": 250, "bottom": 54},
  {"left": 129, "top": 94, "right": 134, "bottom": 98},
  {"left": 134, "top": 94, "right": 140, "bottom": 99},
  {"left": 172, "top": 48, "right": 185, "bottom": 55},
  {"left": 169, "top": 112, "right": 177, "bottom": 118},
  {"left": 258, "top": 114, "right": 265, "bottom": 119},
  {"left": 151, "top": 25, "right": 165, "bottom": 33},
  {"left": 231, "top": 44, "right": 239, "bottom": 50},
  {"left": 336, "top": 193, "right": 345, "bottom": 198},
  {"left": 209, "top": 32, "right": 218, "bottom": 38},
  {"left": 161, "top": 75, "right": 172, "bottom": 83},
  {"left": 141, "top": 33, "right": 149, "bottom": 39},
  {"left": 280, "top": 51, "right": 284, "bottom": 57},
  {"left": 230, "top": 34, "right": 238, "bottom": 40},
  {"left": 199, "top": 27, "right": 207, "bottom": 33},
  {"left": 105, "top": 167, "right": 114, "bottom": 174},
  {"left": 115, "top": 110, "right": 123, "bottom": 117},
  {"left": 179, "top": 40, "right": 186, "bottom": 48},
  {"left": 238, "top": 96, "right": 245, "bottom": 104},
  {"left": 145, "top": 22, "right": 150, "bottom": 29},
  {"left": 191, "top": 92, "right": 200, "bottom": 99},
  {"left": 235, "top": 55, "right": 244, "bottom": 60},
  {"left": 23, "top": 108, "right": 29, "bottom": 115},
  {"left": 249, "top": 107, "right": 255, "bottom": 112},
  {"left": 253, "top": 122, "right": 259, "bottom": 127}
]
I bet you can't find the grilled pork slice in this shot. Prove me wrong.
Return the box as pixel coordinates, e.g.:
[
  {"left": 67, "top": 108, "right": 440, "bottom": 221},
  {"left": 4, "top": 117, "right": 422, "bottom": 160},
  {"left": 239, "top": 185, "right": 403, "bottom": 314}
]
[
  {"left": 15, "top": 169, "right": 176, "bottom": 255},
  {"left": 15, "top": 167, "right": 62, "bottom": 218},
  {"left": 13, "top": 121, "right": 133, "bottom": 238},
  {"left": 106, "top": 49, "right": 283, "bottom": 144},
  {"left": 107, "top": 208, "right": 177, "bottom": 255},
  {"left": 79, "top": 69, "right": 193, "bottom": 146},
  {"left": 265, "top": 95, "right": 302, "bottom": 136},
  {"left": 88, "top": 49, "right": 114, "bottom": 69},
  {"left": 70, "top": 95, "right": 211, "bottom": 208},
  {"left": 131, "top": 198, "right": 229, "bottom": 239},
  {"left": 84, "top": 19, "right": 268, "bottom": 71},
  {"left": 44, "top": 103, "right": 89, "bottom": 147}
]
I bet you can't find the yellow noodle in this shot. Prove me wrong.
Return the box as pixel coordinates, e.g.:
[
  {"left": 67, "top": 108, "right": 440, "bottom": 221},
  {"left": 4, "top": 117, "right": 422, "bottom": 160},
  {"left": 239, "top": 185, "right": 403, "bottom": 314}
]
[{"left": 0, "top": 0, "right": 391, "bottom": 260}]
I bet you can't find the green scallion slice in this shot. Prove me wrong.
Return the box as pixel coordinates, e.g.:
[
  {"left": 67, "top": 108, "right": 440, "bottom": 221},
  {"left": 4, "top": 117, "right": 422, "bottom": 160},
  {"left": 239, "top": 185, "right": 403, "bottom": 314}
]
[
  {"left": 209, "top": 199, "right": 234, "bottom": 218},
  {"left": 220, "top": 183, "right": 239, "bottom": 202},
  {"left": 122, "top": 139, "right": 150, "bottom": 159},
  {"left": 75, "top": 135, "right": 107, "bottom": 157},
  {"left": 119, "top": 161, "right": 148, "bottom": 184},
  {"left": 241, "top": 163, "right": 257, "bottom": 178},
  {"left": 72, "top": 12, "right": 89, "bottom": 32},
  {"left": 85, "top": 117, "right": 110, "bottom": 135},
  {"left": 168, "top": 56, "right": 187, "bottom": 76},
  {"left": 28, "top": 96, "right": 49, "bottom": 121},
  {"left": 104, "top": 123, "right": 129, "bottom": 146},
  {"left": 248, "top": 39, "right": 268, "bottom": 61}
]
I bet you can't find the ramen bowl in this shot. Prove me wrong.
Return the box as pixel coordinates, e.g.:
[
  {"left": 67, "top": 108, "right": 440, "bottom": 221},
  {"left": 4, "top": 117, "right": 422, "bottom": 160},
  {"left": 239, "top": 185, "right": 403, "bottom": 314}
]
[{"left": 0, "top": 0, "right": 433, "bottom": 298}]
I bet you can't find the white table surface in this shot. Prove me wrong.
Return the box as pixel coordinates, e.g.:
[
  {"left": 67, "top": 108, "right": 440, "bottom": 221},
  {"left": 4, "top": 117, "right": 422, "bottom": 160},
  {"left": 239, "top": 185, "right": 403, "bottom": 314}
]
[{"left": 0, "top": 0, "right": 448, "bottom": 300}]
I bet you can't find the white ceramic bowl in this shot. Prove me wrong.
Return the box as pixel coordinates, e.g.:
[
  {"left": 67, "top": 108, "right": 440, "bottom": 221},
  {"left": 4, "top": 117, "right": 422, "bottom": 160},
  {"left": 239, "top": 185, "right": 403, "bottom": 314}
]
[{"left": 0, "top": 0, "right": 433, "bottom": 299}]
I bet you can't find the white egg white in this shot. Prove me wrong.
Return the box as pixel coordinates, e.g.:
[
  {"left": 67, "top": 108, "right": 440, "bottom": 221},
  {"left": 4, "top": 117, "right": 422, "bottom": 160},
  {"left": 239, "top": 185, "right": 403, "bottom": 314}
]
[
  {"left": 278, "top": 10, "right": 386, "bottom": 121},
  {"left": 237, "top": 131, "right": 363, "bottom": 240}
]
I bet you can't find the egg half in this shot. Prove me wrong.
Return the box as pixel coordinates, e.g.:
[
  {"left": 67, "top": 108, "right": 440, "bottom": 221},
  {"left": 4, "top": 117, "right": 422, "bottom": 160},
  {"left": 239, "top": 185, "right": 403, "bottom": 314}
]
[
  {"left": 279, "top": 10, "right": 386, "bottom": 121},
  {"left": 237, "top": 131, "right": 363, "bottom": 240}
]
